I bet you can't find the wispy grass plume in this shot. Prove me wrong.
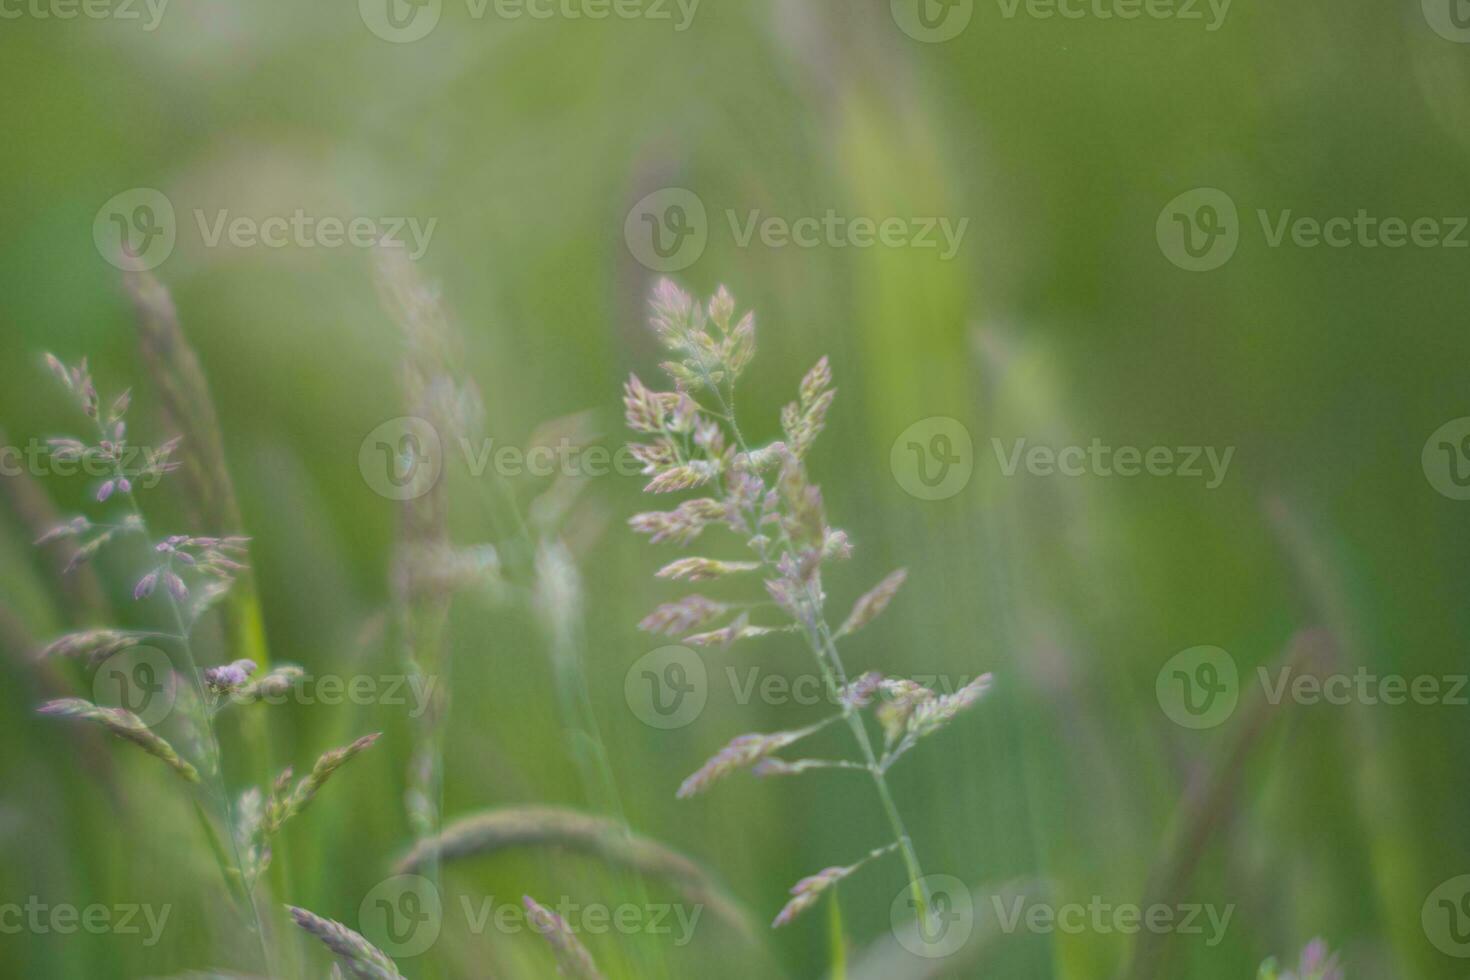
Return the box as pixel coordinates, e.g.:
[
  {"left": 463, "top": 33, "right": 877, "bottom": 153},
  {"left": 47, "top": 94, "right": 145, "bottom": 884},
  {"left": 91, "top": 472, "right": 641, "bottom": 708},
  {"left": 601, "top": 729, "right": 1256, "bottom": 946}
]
[
  {"left": 125, "top": 269, "right": 271, "bottom": 682},
  {"left": 26, "top": 348, "right": 375, "bottom": 975},
  {"left": 38, "top": 697, "right": 200, "bottom": 783},
  {"left": 523, "top": 895, "right": 606, "bottom": 980},
  {"left": 623, "top": 280, "right": 995, "bottom": 937},
  {"left": 287, "top": 905, "right": 404, "bottom": 980},
  {"left": 393, "top": 804, "right": 756, "bottom": 940}
]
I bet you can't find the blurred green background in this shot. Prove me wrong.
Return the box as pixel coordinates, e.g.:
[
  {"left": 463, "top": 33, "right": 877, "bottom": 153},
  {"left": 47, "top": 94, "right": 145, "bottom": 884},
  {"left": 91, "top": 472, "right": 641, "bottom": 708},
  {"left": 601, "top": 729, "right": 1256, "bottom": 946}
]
[{"left": 1, "top": 0, "right": 1468, "bottom": 976}]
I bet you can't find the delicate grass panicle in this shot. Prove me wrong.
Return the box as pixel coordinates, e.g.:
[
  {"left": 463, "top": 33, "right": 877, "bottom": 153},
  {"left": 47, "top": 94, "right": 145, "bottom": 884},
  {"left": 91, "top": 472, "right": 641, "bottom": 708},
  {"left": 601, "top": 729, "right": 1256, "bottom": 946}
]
[
  {"left": 623, "top": 279, "right": 994, "bottom": 928},
  {"left": 29, "top": 345, "right": 378, "bottom": 975},
  {"left": 375, "top": 244, "right": 498, "bottom": 849},
  {"left": 235, "top": 733, "right": 383, "bottom": 891},
  {"left": 1258, "top": 938, "right": 1344, "bottom": 980},
  {"left": 287, "top": 906, "right": 404, "bottom": 980},
  {"left": 37, "top": 697, "right": 200, "bottom": 783},
  {"left": 372, "top": 247, "right": 711, "bottom": 978},
  {"left": 393, "top": 804, "right": 756, "bottom": 938},
  {"left": 523, "top": 896, "right": 606, "bottom": 980},
  {"left": 770, "top": 844, "right": 897, "bottom": 929}
]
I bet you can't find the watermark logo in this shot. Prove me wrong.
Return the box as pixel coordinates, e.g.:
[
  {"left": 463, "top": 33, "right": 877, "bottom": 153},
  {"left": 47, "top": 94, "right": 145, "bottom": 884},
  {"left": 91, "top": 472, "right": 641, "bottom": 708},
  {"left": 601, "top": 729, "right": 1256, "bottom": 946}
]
[
  {"left": 0, "top": 0, "right": 169, "bottom": 30},
  {"left": 219, "top": 670, "right": 440, "bottom": 717},
  {"left": 1156, "top": 646, "right": 1239, "bottom": 729},
  {"left": 0, "top": 437, "right": 173, "bottom": 488},
  {"left": 991, "top": 438, "right": 1234, "bottom": 488},
  {"left": 624, "top": 646, "right": 706, "bottom": 729},
  {"left": 92, "top": 646, "right": 176, "bottom": 727},
  {"left": 891, "top": 417, "right": 974, "bottom": 501},
  {"left": 1259, "top": 666, "right": 1466, "bottom": 708},
  {"left": 361, "top": 0, "right": 698, "bottom": 40},
  {"left": 728, "top": 668, "right": 976, "bottom": 709},
  {"left": 1156, "top": 187, "right": 1238, "bottom": 272},
  {"left": 994, "top": 0, "right": 1230, "bottom": 30},
  {"left": 891, "top": 875, "right": 973, "bottom": 958},
  {"left": 1423, "top": 418, "right": 1470, "bottom": 500},
  {"left": 360, "top": 0, "right": 442, "bottom": 42},
  {"left": 1423, "top": 875, "right": 1470, "bottom": 957},
  {"left": 93, "top": 188, "right": 176, "bottom": 272},
  {"left": 624, "top": 189, "right": 970, "bottom": 271},
  {"left": 992, "top": 895, "right": 1233, "bottom": 945},
  {"left": 626, "top": 660, "right": 979, "bottom": 726},
  {"left": 1423, "top": 0, "right": 1470, "bottom": 43},
  {"left": 360, "top": 875, "right": 442, "bottom": 958},
  {"left": 624, "top": 188, "right": 708, "bottom": 273},
  {"left": 727, "top": 210, "right": 968, "bottom": 259},
  {"left": 891, "top": 0, "right": 974, "bottom": 42},
  {"left": 1160, "top": 650, "right": 1467, "bottom": 724},
  {"left": 93, "top": 190, "right": 436, "bottom": 268},
  {"left": 1160, "top": 189, "right": 1470, "bottom": 271},
  {"left": 359, "top": 417, "right": 444, "bottom": 502},
  {"left": 355, "top": 884, "right": 704, "bottom": 950},
  {"left": 193, "top": 209, "right": 435, "bottom": 258},
  {"left": 0, "top": 898, "right": 171, "bottom": 946},
  {"left": 358, "top": 418, "right": 646, "bottom": 500},
  {"left": 473, "top": 896, "right": 703, "bottom": 944}
]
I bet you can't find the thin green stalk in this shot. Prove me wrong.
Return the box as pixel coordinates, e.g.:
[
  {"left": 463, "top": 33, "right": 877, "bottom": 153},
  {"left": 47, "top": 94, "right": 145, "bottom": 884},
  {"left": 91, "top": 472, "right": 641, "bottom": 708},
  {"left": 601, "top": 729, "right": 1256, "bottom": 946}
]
[
  {"left": 696, "top": 363, "right": 933, "bottom": 928},
  {"left": 828, "top": 889, "right": 847, "bottom": 980},
  {"left": 470, "top": 468, "right": 664, "bottom": 979},
  {"left": 102, "top": 428, "right": 272, "bottom": 973}
]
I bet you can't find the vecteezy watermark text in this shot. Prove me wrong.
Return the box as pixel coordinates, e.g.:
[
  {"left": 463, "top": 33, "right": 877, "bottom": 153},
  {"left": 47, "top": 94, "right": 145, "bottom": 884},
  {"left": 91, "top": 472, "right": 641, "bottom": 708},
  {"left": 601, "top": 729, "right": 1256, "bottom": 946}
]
[
  {"left": 992, "top": 895, "right": 1234, "bottom": 946},
  {"left": 991, "top": 437, "right": 1235, "bottom": 488},
  {"left": 1157, "top": 187, "right": 1470, "bottom": 272},
  {"left": 357, "top": 875, "right": 704, "bottom": 958},
  {"left": 889, "top": 0, "right": 1228, "bottom": 42},
  {"left": 92, "top": 188, "right": 436, "bottom": 271},
  {"left": 1, "top": 438, "right": 172, "bottom": 489},
  {"left": 359, "top": 417, "right": 646, "bottom": 501},
  {"left": 1157, "top": 646, "right": 1468, "bottom": 729},
  {"left": 0, "top": 0, "right": 167, "bottom": 29},
  {"left": 460, "top": 895, "right": 702, "bottom": 946},
  {"left": 193, "top": 210, "right": 436, "bottom": 260},
  {"left": 995, "top": 0, "right": 1230, "bottom": 30},
  {"left": 726, "top": 210, "right": 969, "bottom": 261},
  {"left": 623, "top": 189, "right": 970, "bottom": 272},
  {"left": 1258, "top": 666, "right": 1468, "bottom": 708},
  {"left": 225, "top": 671, "right": 440, "bottom": 718},
  {"left": 624, "top": 649, "right": 984, "bottom": 729},
  {"left": 359, "top": 0, "right": 699, "bottom": 44},
  {"left": 0, "top": 898, "right": 171, "bottom": 946}
]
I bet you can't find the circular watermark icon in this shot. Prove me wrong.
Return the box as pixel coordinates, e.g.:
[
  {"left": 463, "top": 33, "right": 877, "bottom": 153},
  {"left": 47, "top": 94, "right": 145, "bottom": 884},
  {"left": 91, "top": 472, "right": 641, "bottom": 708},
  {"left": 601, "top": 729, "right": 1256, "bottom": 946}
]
[
  {"left": 1156, "top": 646, "right": 1239, "bottom": 729},
  {"left": 1156, "top": 187, "right": 1239, "bottom": 272},
  {"left": 890, "top": 0, "right": 974, "bottom": 42},
  {"left": 890, "top": 417, "right": 974, "bottom": 501},
  {"left": 1422, "top": 417, "right": 1470, "bottom": 500},
  {"left": 1422, "top": 874, "right": 1470, "bottom": 957},
  {"left": 891, "top": 874, "right": 974, "bottom": 958},
  {"left": 623, "top": 188, "right": 707, "bottom": 273},
  {"left": 93, "top": 188, "right": 176, "bottom": 271},
  {"left": 1423, "top": 0, "right": 1470, "bottom": 42},
  {"left": 359, "top": 875, "right": 442, "bottom": 959},
  {"left": 92, "top": 646, "right": 177, "bottom": 727},
  {"left": 624, "top": 645, "right": 707, "bottom": 730},
  {"left": 359, "top": 417, "right": 444, "bottom": 501},
  {"left": 359, "top": 0, "right": 441, "bottom": 42}
]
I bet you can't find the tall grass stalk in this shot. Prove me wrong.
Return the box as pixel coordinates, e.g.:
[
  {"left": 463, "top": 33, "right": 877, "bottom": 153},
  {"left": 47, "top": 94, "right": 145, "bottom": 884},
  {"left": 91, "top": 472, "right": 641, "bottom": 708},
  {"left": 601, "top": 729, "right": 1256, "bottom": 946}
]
[
  {"left": 124, "top": 269, "right": 290, "bottom": 911},
  {"left": 31, "top": 345, "right": 379, "bottom": 977},
  {"left": 39, "top": 355, "right": 273, "bottom": 972},
  {"left": 375, "top": 246, "right": 666, "bottom": 977},
  {"left": 624, "top": 280, "right": 993, "bottom": 938}
]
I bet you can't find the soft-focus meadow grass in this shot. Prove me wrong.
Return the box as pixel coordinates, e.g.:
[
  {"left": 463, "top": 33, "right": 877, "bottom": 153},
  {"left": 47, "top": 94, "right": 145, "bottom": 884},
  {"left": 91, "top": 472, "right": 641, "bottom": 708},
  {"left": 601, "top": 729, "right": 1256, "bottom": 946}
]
[{"left": 1, "top": 1, "right": 1468, "bottom": 977}]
